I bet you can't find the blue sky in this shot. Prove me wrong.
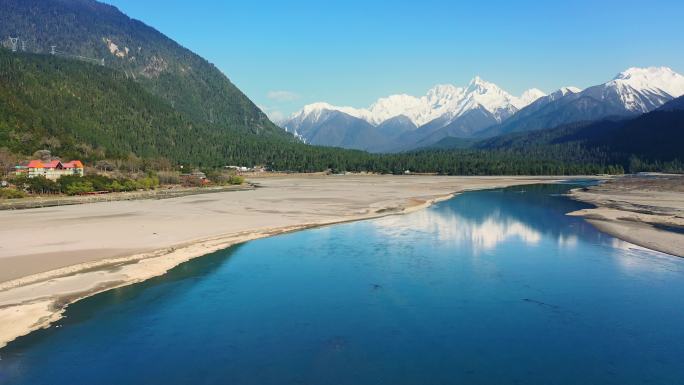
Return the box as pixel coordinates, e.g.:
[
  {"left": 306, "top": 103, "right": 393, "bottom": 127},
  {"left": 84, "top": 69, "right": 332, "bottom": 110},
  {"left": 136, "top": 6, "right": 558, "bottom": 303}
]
[{"left": 103, "top": 0, "right": 684, "bottom": 120}]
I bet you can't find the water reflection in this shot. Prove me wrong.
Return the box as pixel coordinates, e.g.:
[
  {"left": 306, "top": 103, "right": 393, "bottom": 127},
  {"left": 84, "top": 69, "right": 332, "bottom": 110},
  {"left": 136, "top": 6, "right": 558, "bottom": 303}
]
[
  {"left": 375, "top": 184, "right": 594, "bottom": 254},
  {"left": 376, "top": 209, "right": 541, "bottom": 254}
]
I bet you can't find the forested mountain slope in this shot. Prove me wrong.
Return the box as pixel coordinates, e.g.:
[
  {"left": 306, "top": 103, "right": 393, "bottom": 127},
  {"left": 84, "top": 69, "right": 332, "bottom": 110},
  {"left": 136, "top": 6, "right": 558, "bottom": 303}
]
[
  {"left": 0, "top": 0, "right": 287, "bottom": 139},
  {"left": 0, "top": 50, "right": 288, "bottom": 165},
  {"left": 477, "top": 109, "right": 684, "bottom": 169}
]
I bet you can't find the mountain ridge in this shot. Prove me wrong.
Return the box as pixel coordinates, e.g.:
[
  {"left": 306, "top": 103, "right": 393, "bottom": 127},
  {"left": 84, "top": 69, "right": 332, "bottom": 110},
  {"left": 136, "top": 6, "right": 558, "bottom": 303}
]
[
  {"left": 0, "top": 0, "right": 289, "bottom": 140},
  {"left": 285, "top": 66, "right": 684, "bottom": 152},
  {"left": 482, "top": 66, "right": 684, "bottom": 138},
  {"left": 283, "top": 77, "right": 547, "bottom": 151}
]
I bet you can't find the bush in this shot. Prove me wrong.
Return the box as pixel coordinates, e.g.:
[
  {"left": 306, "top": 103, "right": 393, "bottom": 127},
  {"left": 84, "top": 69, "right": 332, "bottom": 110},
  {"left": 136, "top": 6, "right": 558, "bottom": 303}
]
[
  {"left": 65, "top": 181, "right": 95, "bottom": 195},
  {"left": 228, "top": 175, "right": 244, "bottom": 185},
  {"left": 56, "top": 174, "right": 160, "bottom": 194},
  {"left": 0, "top": 188, "right": 27, "bottom": 199},
  {"left": 135, "top": 176, "right": 160, "bottom": 190}
]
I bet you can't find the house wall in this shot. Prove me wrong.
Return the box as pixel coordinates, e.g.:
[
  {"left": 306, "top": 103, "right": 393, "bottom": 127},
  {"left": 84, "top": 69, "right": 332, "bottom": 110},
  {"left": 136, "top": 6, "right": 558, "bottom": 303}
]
[{"left": 27, "top": 168, "right": 84, "bottom": 181}]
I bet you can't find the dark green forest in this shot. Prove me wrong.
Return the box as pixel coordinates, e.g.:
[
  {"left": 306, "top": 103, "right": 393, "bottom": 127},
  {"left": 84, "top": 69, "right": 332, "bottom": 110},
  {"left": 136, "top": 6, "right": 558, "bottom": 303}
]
[
  {"left": 476, "top": 109, "right": 684, "bottom": 173},
  {"left": 0, "top": 0, "right": 286, "bottom": 140}
]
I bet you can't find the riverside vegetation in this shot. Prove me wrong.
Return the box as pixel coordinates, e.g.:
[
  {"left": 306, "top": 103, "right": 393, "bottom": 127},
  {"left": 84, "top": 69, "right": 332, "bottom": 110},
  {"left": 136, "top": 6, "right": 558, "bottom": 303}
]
[{"left": 1, "top": 171, "right": 244, "bottom": 198}]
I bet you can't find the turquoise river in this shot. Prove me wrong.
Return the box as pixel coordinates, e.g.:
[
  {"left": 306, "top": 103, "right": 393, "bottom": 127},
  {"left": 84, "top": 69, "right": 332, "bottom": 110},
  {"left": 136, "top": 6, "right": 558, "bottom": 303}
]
[{"left": 1, "top": 183, "right": 683, "bottom": 384}]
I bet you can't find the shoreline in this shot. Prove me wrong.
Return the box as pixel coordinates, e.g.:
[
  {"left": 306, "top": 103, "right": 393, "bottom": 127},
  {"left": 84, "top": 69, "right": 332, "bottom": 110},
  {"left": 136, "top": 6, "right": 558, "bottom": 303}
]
[
  {"left": 567, "top": 175, "right": 684, "bottom": 258},
  {"left": 0, "top": 184, "right": 255, "bottom": 211},
  {"left": 0, "top": 194, "right": 453, "bottom": 349},
  {"left": 3, "top": 175, "right": 560, "bottom": 349}
]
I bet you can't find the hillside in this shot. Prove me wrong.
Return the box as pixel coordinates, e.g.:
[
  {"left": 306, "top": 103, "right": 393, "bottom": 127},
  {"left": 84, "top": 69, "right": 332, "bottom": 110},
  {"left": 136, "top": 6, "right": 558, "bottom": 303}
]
[
  {"left": 658, "top": 95, "right": 684, "bottom": 111},
  {"left": 0, "top": 0, "right": 287, "bottom": 139},
  {"left": 476, "top": 109, "right": 684, "bottom": 171},
  {"left": 0, "top": 49, "right": 290, "bottom": 165}
]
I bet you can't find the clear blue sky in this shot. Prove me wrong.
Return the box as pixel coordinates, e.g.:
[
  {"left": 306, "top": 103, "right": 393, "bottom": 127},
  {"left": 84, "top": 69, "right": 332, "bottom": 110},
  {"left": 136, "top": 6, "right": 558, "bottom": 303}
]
[{"left": 103, "top": 0, "right": 684, "bottom": 120}]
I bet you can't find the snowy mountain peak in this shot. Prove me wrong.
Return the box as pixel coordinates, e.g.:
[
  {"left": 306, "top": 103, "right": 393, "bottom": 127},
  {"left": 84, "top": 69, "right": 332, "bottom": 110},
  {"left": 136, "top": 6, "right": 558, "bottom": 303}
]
[
  {"left": 610, "top": 66, "right": 684, "bottom": 98},
  {"left": 300, "top": 102, "right": 334, "bottom": 115},
  {"left": 543, "top": 86, "right": 582, "bottom": 101},
  {"left": 466, "top": 76, "right": 502, "bottom": 94},
  {"left": 285, "top": 77, "right": 546, "bottom": 131},
  {"left": 614, "top": 66, "right": 676, "bottom": 81},
  {"left": 514, "top": 88, "right": 547, "bottom": 108},
  {"left": 291, "top": 102, "right": 337, "bottom": 122},
  {"left": 456, "top": 77, "right": 545, "bottom": 121},
  {"left": 558, "top": 86, "right": 582, "bottom": 95},
  {"left": 426, "top": 84, "right": 465, "bottom": 103}
]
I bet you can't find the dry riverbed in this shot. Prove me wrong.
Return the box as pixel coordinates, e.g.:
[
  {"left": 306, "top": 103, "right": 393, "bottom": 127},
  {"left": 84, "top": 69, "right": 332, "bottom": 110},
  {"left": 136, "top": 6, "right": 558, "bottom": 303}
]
[
  {"left": 568, "top": 174, "right": 684, "bottom": 257},
  {"left": 0, "top": 175, "right": 569, "bottom": 349}
]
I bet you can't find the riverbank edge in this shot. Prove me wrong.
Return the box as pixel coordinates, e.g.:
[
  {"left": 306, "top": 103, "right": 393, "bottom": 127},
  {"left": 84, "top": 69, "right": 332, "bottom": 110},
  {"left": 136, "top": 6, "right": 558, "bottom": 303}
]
[
  {"left": 566, "top": 188, "right": 684, "bottom": 258},
  {"left": 0, "top": 191, "right": 463, "bottom": 349},
  {"left": 0, "top": 184, "right": 256, "bottom": 211}
]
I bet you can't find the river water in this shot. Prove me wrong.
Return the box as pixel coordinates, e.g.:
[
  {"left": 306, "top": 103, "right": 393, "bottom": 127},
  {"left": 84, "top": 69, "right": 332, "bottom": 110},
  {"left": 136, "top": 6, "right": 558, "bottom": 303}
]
[{"left": 1, "top": 183, "right": 683, "bottom": 384}]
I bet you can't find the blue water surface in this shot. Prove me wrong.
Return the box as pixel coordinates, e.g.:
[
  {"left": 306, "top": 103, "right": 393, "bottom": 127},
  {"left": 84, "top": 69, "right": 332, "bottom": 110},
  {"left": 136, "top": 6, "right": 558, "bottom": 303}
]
[{"left": 1, "top": 184, "right": 683, "bottom": 385}]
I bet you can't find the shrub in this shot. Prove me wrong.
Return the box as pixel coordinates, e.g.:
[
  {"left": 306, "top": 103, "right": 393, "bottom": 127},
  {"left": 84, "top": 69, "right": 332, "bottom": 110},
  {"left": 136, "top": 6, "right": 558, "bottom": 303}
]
[
  {"left": 0, "top": 188, "right": 27, "bottom": 199},
  {"left": 65, "top": 181, "right": 95, "bottom": 195}
]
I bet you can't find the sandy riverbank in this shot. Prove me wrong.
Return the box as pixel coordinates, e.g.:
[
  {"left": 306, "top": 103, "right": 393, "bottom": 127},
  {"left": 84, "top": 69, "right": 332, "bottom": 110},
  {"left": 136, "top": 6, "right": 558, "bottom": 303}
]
[
  {"left": 0, "top": 175, "right": 579, "bottom": 349},
  {"left": 568, "top": 174, "right": 684, "bottom": 257}
]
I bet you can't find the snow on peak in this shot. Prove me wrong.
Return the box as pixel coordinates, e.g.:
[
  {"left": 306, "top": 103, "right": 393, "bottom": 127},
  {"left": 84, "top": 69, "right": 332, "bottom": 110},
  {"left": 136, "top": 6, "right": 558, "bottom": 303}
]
[
  {"left": 559, "top": 86, "right": 582, "bottom": 95},
  {"left": 468, "top": 75, "right": 491, "bottom": 87},
  {"left": 366, "top": 94, "right": 424, "bottom": 125},
  {"left": 544, "top": 86, "right": 582, "bottom": 102},
  {"left": 513, "top": 88, "right": 547, "bottom": 109},
  {"left": 602, "top": 66, "right": 684, "bottom": 112},
  {"left": 287, "top": 77, "right": 545, "bottom": 128},
  {"left": 290, "top": 102, "right": 367, "bottom": 124},
  {"left": 456, "top": 77, "right": 544, "bottom": 121},
  {"left": 610, "top": 66, "right": 684, "bottom": 98}
]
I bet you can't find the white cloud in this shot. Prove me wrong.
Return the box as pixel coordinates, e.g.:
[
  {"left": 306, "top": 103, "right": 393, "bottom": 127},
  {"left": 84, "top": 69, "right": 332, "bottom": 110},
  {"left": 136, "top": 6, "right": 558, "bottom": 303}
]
[
  {"left": 258, "top": 105, "right": 286, "bottom": 124},
  {"left": 266, "top": 90, "right": 300, "bottom": 102}
]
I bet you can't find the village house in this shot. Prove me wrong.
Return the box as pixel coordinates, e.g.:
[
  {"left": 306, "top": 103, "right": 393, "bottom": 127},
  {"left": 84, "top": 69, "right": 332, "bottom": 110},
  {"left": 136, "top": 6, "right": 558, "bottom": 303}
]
[{"left": 15, "top": 160, "right": 85, "bottom": 181}]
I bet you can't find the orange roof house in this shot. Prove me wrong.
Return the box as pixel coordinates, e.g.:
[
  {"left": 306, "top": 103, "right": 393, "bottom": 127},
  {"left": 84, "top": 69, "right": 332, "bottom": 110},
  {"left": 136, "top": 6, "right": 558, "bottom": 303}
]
[
  {"left": 17, "top": 159, "right": 85, "bottom": 180},
  {"left": 26, "top": 160, "right": 44, "bottom": 169}
]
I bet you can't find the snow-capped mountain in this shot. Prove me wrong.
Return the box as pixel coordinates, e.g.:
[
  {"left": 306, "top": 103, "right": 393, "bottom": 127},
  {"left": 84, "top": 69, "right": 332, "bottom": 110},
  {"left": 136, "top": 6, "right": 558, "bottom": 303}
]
[
  {"left": 587, "top": 66, "right": 684, "bottom": 113},
  {"left": 287, "top": 77, "right": 545, "bottom": 129},
  {"left": 482, "top": 66, "right": 684, "bottom": 138},
  {"left": 283, "top": 77, "right": 546, "bottom": 150},
  {"left": 282, "top": 67, "right": 684, "bottom": 152},
  {"left": 608, "top": 67, "right": 684, "bottom": 110}
]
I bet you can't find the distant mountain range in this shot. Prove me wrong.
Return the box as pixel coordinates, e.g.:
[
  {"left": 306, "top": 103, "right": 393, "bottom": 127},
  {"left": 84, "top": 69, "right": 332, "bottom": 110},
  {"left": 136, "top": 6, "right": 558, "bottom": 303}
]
[
  {"left": 282, "top": 67, "right": 684, "bottom": 152},
  {"left": 283, "top": 78, "right": 547, "bottom": 152}
]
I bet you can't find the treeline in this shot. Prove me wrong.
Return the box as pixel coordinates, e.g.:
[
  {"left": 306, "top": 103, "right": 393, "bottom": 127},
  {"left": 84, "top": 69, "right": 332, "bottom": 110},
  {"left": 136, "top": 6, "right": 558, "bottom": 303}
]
[{"left": 10, "top": 174, "right": 159, "bottom": 195}]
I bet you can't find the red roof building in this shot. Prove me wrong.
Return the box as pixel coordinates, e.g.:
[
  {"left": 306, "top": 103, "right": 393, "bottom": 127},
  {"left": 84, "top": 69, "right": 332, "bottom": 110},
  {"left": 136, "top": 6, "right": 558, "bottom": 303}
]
[{"left": 16, "top": 160, "right": 85, "bottom": 180}]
